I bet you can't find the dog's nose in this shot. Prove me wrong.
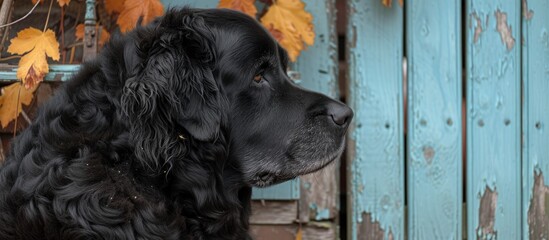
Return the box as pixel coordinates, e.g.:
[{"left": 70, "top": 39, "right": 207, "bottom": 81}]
[{"left": 327, "top": 101, "right": 353, "bottom": 127}]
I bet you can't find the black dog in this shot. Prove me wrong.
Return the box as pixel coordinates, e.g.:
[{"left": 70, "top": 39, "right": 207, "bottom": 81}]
[{"left": 0, "top": 8, "right": 352, "bottom": 240}]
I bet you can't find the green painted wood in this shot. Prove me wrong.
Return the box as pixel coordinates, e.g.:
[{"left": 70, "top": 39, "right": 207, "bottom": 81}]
[
  {"left": 466, "top": 1, "right": 521, "bottom": 239},
  {"left": 406, "top": 1, "right": 462, "bottom": 239},
  {"left": 522, "top": 0, "right": 549, "bottom": 239},
  {"left": 0, "top": 64, "right": 81, "bottom": 82},
  {"left": 292, "top": 0, "right": 339, "bottom": 217},
  {"left": 161, "top": 0, "right": 217, "bottom": 9},
  {"left": 347, "top": 1, "right": 404, "bottom": 239},
  {"left": 251, "top": 179, "right": 300, "bottom": 200}
]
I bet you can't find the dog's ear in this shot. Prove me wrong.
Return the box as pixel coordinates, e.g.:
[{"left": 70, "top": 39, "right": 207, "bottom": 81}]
[{"left": 121, "top": 11, "right": 226, "bottom": 171}]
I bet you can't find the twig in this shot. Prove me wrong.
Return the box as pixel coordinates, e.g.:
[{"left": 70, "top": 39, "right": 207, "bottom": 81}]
[
  {"left": 0, "top": 0, "right": 14, "bottom": 26},
  {"left": 43, "top": 0, "right": 55, "bottom": 32},
  {"left": 61, "top": 6, "right": 66, "bottom": 63},
  {"left": 0, "top": 1, "right": 14, "bottom": 54},
  {"left": 20, "top": 110, "right": 31, "bottom": 125},
  {"left": 0, "top": 137, "right": 5, "bottom": 163},
  {"left": 0, "top": 55, "right": 21, "bottom": 61},
  {"left": 0, "top": 1, "right": 40, "bottom": 29},
  {"left": 64, "top": 41, "right": 83, "bottom": 49},
  {"left": 13, "top": 83, "right": 21, "bottom": 137}
]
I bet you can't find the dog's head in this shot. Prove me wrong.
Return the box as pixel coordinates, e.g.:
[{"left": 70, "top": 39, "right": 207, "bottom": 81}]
[{"left": 120, "top": 8, "right": 352, "bottom": 188}]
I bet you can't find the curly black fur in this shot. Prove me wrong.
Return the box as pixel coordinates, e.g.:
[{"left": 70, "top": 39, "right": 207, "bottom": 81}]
[{"left": 0, "top": 7, "right": 352, "bottom": 240}]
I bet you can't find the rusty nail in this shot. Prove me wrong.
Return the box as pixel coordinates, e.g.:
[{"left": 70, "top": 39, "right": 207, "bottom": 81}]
[
  {"left": 447, "top": 118, "right": 453, "bottom": 126},
  {"left": 478, "top": 119, "right": 485, "bottom": 127}
]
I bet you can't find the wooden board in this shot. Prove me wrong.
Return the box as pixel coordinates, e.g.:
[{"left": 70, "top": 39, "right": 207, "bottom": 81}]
[
  {"left": 250, "top": 200, "right": 297, "bottom": 224},
  {"left": 466, "top": 1, "right": 521, "bottom": 239},
  {"left": 249, "top": 223, "right": 336, "bottom": 240},
  {"left": 406, "top": 1, "right": 462, "bottom": 239},
  {"left": 522, "top": 0, "right": 549, "bottom": 239},
  {"left": 346, "top": 1, "right": 404, "bottom": 239},
  {"left": 293, "top": 0, "right": 340, "bottom": 216}
]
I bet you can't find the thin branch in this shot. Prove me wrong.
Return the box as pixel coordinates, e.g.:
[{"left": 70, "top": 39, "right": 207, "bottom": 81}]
[
  {"left": 43, "top": 0, "right": 55, "bottom": 32},
  {"left": 0, "top": 55, "right": 21, "bottom": 61},
  {"left": 0, "top": 1, "right": 40, "bottom": 29},
  {"left": 20, "top": 110, "right": 32, "bottom": 125}
]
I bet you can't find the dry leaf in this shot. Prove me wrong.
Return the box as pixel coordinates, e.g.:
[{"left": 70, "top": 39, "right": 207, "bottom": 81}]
[
  {"left": 0, "top": 83, "right": 37, "bottom": 128},
  {"left": 7, "top": 28, "right": 60, "bottom": 89},
  {"left": 218, "top": 0, "right": 257, "bottom": 18},
  {"left": 266, "top": 24, "right": 284, "bottom": 42},
  {"left": 31, "top": 0, "right": 42, "bottom": 4},
  {"left": 117, "top": 0, "right": 164, "bottom": 32},
  {"left": 105, "top": 0, "right": 125, "bottom": 14},
  {"left": 382, "top": 0, "right": 391, "bottom": 7},
  {"left": 260, "top": 0, "right": 314, "bottom": 62},
  {"left": 399, "top": 0, "right": 403, "bottom": 6},
  {"left": 75, "top": 24, "right": 111, "bottom": 47},
  {"left": 58, "top": 0, "right": 70, "bottom": 7}
]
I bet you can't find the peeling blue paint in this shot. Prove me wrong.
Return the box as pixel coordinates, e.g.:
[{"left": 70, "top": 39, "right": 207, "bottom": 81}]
[
  {"left": 347, "top": 0, "right": 404, "bottom": 239},
  {"left": 467, "top": 1, "right": 521, "bottom": 239},
  {"left": 522, "top": 0, "right": 549, "bottom": 239}
]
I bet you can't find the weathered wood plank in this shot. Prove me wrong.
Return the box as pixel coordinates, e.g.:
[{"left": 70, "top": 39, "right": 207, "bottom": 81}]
[
  {"left": 294, "top": 0, "right": 339, "bottom": 222},
  {"left": 249, "top": 223, "right": 336, "bottom": 240},
  {"left": 522, "top": 0, "right": 549, "bottom": 239},
  {"left": 249, "top": 225, "right": 298, "bottom": 240},
  {"left": 0, "top": 64, "right": 80, "bottom": 82},
  {"left": 161, "top": 0, "right": 216, "bottom": 9},
  {"left": 347, "top": 0, "right": 404, "bottom": 239},
  {"left": 466, "top": 1, "right": 521, "bottom": 239},
  {"left": 406, "top": 1, "right": 462, "bottom": 239},
  {"left": 250, "top": 200, "right": 297, "bottom": 224}
]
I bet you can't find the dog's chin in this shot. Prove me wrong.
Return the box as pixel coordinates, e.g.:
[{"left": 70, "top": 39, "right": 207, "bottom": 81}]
[{"left": 249, "top": 139, "right": 346, "bottom": 188}]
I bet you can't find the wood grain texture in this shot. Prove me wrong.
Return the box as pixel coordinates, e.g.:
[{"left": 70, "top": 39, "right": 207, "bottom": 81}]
[
  {"left": 294, "top": 0, "right": 339, "bottom": 218},
  {"left": 406, "top": 1, "right": 462, "bottom": 239},
  {"left": 346, "top": 0, "right": 404, "bottom": 239},
  {"left": 522, "top": 0, "right": 549, "bottom": 239},
  {"left": 466, "top": 1, "right": 521, "bottom": 239},
  {"left": 250, "top": 200, "right": 297, "bottom": 224}
]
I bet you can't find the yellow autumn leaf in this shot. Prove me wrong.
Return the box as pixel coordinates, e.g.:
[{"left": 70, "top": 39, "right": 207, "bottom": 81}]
[
  {"left": 117, "top": 0, "right": 164, "bottom": 33},
  {"left": 58, "top": 0, "right": 70, "bottom": 7},
  {"left": 382, "top": 0, "right": 403, "bottom": 7},
  {"left": 75, "top": 24, "right": 111, "bottom": 47},
  {"left": 7, "top": 28, "right": 60, "bottom": 89},
  {"left": 260, "top": 0, "right": 314, "bottom": 62},
  {"left": 0, "top": 83, "right": 37, "bottom": 128},
  {"left": 105, "top": 0, "right": 125, "bottom": 14},
  {"left": 218, "top": 0, "right": 257, "bottom": 18}
]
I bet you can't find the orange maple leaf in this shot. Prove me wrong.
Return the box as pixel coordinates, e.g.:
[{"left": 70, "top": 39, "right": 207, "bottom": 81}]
[
  {"left": 105, "top": 0, "right": 125, "bottom": 14},
  {"left": 7, "top": 28, "right": 60, "bottom": 89},
  {"left": 260, "top": 0, "right": 314, "bottom": 62},
  {"left": 218, "top": 0, "right": 257, "bottom": 18},
  {"left": 0, "top": 83, "right": 37, "bottom": 128},
  {"left": 382, "top": 0, "right": 403, "bottom": 7},
  {"left": 58, "top": 0, "right": 70, "bottom": 7},
  {"left": 117, "top": 0, "right": 164, "bottom": 33},
  {"left": 75, "top": 24, "right": 111, "bottom": 47}
]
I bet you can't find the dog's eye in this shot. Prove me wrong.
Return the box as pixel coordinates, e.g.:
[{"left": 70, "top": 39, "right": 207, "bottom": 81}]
[{"left": 253, "top": 74, "right": 263, "bottom": 83}]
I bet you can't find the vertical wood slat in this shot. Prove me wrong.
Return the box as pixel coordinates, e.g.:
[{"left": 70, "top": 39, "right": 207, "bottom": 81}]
[
  {"left": 406, "top": 0, "right": 462, "bottom": 239},
  {"left": 347, "top": 1, "right": 404, "bottom": 239},
  {"left": 466, "top": 1, "right": 521, "bottom": 239},
  {"left": 522, "top": 0, "right": 549, "bottom": 239},
  {"left": 295, "top": 0, "right": 340, "bottom": 221}
]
